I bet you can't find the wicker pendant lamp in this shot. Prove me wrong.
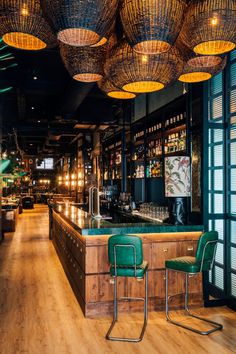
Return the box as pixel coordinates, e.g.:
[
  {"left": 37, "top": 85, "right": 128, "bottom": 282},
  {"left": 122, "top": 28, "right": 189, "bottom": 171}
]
[
  {"left": 181, "top": 0, "right": 236, "bottom": 55},
  {"left": 119, "top": 0, "right": 186, "bottom": 55},
  {"left": 98, "top": 78, "right": 136, "bottom": 99},
  {"left": 176, "top": 37, "right": 224, "bottom": 82},
  {"left": 0, "top": 1, "right": 56, "bottom": 50},
  {"left": 60, "top": 42, "right": 106, "bottom": 83},
  {"left": 178, "top": 46, "right": 227, "bottom": 83},
  {"left": 105, "top": 40, "right": 184, "bottom": 93},
  {"left": 44, "top": 0, "right": 118, "bottom": 47}
]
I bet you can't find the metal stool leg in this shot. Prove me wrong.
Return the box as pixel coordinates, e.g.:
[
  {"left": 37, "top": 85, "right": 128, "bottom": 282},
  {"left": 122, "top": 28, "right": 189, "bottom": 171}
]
[
  {"left": 165, "top": 269, "right": 223, "bottom": 335},
  {"left": 106, "top": 271, "right": 148, "bottom": 342}
]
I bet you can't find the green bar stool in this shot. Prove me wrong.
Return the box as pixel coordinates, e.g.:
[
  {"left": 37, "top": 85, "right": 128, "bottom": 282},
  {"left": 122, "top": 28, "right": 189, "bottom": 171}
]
[
  {"left": 106, "top": 235, "right": 148, "bottom": 342},
  {"left": 165, "top": 231, "right": 223, "bottom": 335}
]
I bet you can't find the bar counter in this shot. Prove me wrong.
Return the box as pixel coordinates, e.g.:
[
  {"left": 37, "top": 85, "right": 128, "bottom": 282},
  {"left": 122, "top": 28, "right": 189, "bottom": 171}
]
[{"left": 51, "top": 204, "right": 204, "bottom": 317}]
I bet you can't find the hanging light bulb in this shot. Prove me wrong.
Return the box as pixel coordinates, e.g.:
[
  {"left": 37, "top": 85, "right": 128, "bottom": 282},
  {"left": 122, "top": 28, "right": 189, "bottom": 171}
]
[
  {"left": 120, "top": 0, "right": 186, "bottom": 54},
  {"left": 44, "top": 0, "right": 118, "bottom": 47},
  {"left": 60, "top": 41, "right": 106, "bottom": 82},
  {"left": 181, "top": 0, "right": 236, "bottom": 55},
  {"left": 105, "top": 39, "right": 184, "bottom": 93},
  {"left": 0, "top": 0, "right": 56, "bottom": 50}
]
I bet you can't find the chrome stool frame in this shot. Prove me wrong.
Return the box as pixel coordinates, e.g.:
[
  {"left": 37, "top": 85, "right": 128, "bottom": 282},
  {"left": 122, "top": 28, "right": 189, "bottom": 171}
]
[
  {"left": 106, "top": 243, "right": 148, "bottom": 342},
  {"left": 165, "top": 240, "right": 223, "bottom": 335}
]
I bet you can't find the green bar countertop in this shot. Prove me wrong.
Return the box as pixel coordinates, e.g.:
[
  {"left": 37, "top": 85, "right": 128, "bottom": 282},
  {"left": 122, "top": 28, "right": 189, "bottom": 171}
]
[{"left": 52, "top": 204, "right": 204, "bottom": 236}]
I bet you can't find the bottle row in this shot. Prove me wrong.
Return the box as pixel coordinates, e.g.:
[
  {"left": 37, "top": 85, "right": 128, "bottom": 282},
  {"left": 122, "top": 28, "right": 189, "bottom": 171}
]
[
  {"left": 164, "top": 129, "right": 186, "bottom": 154},
  {"left": 134, "top": 160, "right": 162, "bottom": 179},
  {"left": 134, "top": 111, "right": 186, "bottom": 142}
]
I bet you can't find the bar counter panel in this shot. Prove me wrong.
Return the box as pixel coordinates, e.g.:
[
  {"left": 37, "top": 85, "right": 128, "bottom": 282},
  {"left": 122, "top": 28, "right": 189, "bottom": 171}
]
[{"left": 51, "top": 206, "right": 204, "bottom": 317}]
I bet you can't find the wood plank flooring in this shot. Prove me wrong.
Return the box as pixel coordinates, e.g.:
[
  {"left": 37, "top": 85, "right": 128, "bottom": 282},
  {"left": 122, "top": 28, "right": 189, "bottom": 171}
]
[{"left": 0, "top": 205, "right": 235, "bottom": 354}]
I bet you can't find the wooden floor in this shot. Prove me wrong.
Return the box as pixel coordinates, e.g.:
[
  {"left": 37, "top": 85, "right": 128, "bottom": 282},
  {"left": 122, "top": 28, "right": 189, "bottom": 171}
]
[{"left": 0, "top": 205, "right": 235, "bottom": 354}]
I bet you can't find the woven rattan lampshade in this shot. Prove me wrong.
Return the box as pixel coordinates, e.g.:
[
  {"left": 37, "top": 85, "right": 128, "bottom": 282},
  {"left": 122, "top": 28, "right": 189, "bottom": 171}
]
[
  {"left": 179, "top": 55, "right": 227, "bottom": 83},
  {"left": 105, "top": 40, "right": 183, "bottom": 93},
  {"left": 176, "top": 37, "right": 224, "bottom": 82},
  {"left": 98, "top": 78, "right": 136, "bottom": 99},
  {"left": 181, "top": 0, "right": 236, "bottom": 55},
  {"left": 45, "top": 0, "right": 118, "bottom": 47},
  {"left": 119, "top": 0, "right": 186, "bottom": 55},
  {"left": 0, "top": 1, "right": 56, "bottom": 50},
  {"left": 60, "top": 42, "right": 106, "bottom": 83}
]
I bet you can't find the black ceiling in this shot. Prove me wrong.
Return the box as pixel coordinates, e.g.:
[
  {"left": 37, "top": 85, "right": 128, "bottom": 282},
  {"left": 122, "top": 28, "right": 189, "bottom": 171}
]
[{"left": 0, "top": 43, "right": 120, "bottom": 158}]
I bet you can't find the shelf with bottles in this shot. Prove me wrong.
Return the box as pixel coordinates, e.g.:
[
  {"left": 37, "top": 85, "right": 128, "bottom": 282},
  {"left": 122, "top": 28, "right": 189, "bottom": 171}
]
[
  {"left": 146, "top": 159, "right": 162, "bottom": 178},
  {"left": 147, "top": 137, "right": 162, "bottom": 158},
  {"left": 131, "top": 143, "right": 145, "bottom": 161},
  {"left": 164, "top": 112, "right": 186, "bottom": 131},
  {"left": 111, "top": 167, "right": 122, "bottom": 180},
  {"left": 164, "top": 128, "right": 186, "bottom": 155},
  {"left": 133, "top": 162, "right": 145, "bottom": 179},
  {"left": 133, "top": 130, "right": 144, "bottom": 144},
  {"left": 146, "top": 122, "right": 162, "bottom": 138}
]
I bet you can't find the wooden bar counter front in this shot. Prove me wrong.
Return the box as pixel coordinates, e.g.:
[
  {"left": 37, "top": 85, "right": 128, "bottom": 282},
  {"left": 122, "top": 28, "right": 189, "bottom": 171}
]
[{"left": 51, "top": 205, "right": 204, "bottom": 318}]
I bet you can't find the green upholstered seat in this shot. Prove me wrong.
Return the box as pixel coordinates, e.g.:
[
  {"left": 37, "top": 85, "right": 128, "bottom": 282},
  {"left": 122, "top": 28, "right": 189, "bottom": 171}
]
[
  {"left": 166, "top": 256, "right": 200, "bottom": 273},
  {"left": 110, "top": 260, "right": 148, "bottom": 278},
  {"left": 106, "top": 234, "right": 148, "bottom": 342},
  {"left": 165, "top": 231, "right": 219, "bottom": 274},
  {"left": 108, "top": 235, "right": 143, "bottom": 266},
  {"left": 165, "top": 231, "right": 223, "bottom": 335}
]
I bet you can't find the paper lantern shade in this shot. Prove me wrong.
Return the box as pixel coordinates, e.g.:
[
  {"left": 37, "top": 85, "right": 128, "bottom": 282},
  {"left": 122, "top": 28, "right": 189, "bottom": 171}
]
[{"left": 165, "top": 156, "right": 191, "bottom": 197}]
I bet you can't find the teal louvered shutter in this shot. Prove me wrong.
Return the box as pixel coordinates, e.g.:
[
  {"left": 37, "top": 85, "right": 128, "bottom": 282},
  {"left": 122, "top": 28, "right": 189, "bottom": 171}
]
[{"left": 204, "top": 51, "right": 236, "bottom": 309}]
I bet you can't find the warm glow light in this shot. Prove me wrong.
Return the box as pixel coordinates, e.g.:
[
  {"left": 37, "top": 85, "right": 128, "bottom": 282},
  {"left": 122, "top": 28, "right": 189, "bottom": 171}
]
[
  {"left": 141, "top": 55, "right": 148, "bottom": 63},
  {"left": 71, "top": 181, "right": 75, "bottom": 187},
  {"left": 21, "top": 4, "right": 29, "bottom": 16},
  {"left": 210, "top": 16, "right": 218, "bottom": 26},
  {"left": 134, "top": 40, "right": 170, "bottom": 55},
  {"left": 78, "top": 172, "right": 82, "bottom": 179},
  {"left": 58, "top": 176, "right": 62, "bottom": 181},
  {"left": 65, "top": 181, "right": 69, "bottom": 186},
  {"left": 58, "top": 28, "right": 100, "bottom": 47},
  {"left": 194, "top": 40, "right": 235, "bottom": 55},
  {"left": 78, "top": 180, "right": 82, "bottom": 187},
  {"left": 107, "top": 91, "right": 136, "bottom": 99},
  {"left": 179, "top": 72, "right": 212, "bottom": 83},
  {"left": 91, "top": 37, "right": 107, "bottom": 47},
  {"left": 123, "top": 81, "right": 164, "bottom": 93},
  {"left": 73, "top": 73, "right": 103, "bottom": 82},
  {"left": 71, "top": 174, "right": 75, "bottom": 180},
  {"left": 66, "top": 175, "right": 69, "bottom": 180},
  {"left": 3, "top": 33, "right": 46, "bottom": 50}
]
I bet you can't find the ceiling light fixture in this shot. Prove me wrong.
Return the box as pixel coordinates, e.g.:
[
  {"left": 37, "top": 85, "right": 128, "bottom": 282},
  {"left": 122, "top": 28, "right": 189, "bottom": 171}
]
[
  {"left": 179, "top": 55, "right": 227, "bottom": 83},
  {"left": 176, "top": 37, "right": 225, "bottom": 83},
  {"left": 60, "top": 41, "right": 106, "bottom": 83},
  {"left": 120, "top": 0, "right": 186, "bottom": 55},
  {"left": 0, "top": 0, "right": 56, "bottom": 51},
  {"left": 181, "top": 0, "right": 236, "bottom": 55},
  {"left": 105, "top": 40, "right": 183, "bottom": 93},
  {"left": 98, "top": 78, "right": 136, "bottom": 99},
  {"left": 45, "top": 0, "right": 118, "bottom": 47}
]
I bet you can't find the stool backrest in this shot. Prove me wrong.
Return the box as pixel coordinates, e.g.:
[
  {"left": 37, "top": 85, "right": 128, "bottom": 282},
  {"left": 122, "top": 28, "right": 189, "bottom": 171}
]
[
  {"left": 108, "top": 235, "right": 143, "bottom": 269},
  {"left": 195, "top": 231, "right": 218, "bottom": 272}
]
